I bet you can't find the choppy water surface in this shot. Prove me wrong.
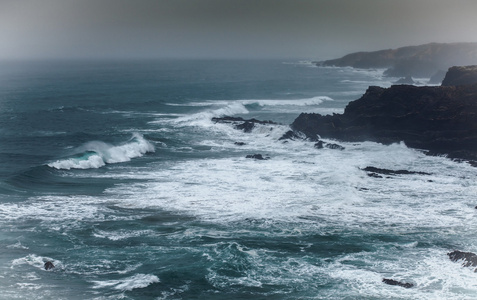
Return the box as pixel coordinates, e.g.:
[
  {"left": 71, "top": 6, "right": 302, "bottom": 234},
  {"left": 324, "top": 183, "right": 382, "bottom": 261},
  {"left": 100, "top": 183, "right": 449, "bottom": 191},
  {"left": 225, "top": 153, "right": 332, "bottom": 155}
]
[{"left": 0, "top": 60, "right": 476, "bottom": 299}]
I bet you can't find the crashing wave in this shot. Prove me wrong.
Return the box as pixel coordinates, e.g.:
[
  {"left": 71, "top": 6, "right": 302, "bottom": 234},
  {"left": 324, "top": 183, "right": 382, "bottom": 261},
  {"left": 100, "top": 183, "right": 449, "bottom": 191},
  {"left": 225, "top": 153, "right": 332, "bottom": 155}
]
[{"left": 48, "top": 133, "right": 155, "bottom": 170}]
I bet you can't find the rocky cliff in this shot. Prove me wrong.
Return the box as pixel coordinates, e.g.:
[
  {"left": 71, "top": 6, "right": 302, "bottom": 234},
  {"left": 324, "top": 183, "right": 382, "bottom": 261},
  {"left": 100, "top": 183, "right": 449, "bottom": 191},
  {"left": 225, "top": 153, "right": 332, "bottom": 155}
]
[
  {"left": 291, "top": 72, "right": 477, "bottom": 163},
  {"left": 319, "top": 43, "right": 477, "bottom": 79},
  {"left": 442, "top": 65, "right": 477, "bottom": 86}
]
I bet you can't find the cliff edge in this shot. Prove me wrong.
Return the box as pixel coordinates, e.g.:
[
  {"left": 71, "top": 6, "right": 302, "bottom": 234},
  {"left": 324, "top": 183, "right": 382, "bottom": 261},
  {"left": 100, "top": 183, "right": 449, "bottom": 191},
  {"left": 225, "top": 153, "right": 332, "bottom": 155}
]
[{"left": 291, "top": 67, "right": 477, "bottom": 163}]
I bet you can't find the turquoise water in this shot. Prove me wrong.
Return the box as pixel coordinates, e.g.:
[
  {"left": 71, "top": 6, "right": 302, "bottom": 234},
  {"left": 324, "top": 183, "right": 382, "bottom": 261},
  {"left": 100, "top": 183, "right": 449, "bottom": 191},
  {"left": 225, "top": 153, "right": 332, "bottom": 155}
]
[{"left": 1, "top": 60, "right": 477, "bottom": 299}]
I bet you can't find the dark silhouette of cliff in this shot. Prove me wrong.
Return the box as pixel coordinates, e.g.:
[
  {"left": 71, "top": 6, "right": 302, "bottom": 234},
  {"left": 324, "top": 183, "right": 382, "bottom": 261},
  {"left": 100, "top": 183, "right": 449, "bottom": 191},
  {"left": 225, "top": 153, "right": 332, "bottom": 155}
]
[
  {"left": 442, "top": 65, "right": 477, "bottom": 86},
  {"left": 291, "top": 66, "right": 477, "bottom": 164}
]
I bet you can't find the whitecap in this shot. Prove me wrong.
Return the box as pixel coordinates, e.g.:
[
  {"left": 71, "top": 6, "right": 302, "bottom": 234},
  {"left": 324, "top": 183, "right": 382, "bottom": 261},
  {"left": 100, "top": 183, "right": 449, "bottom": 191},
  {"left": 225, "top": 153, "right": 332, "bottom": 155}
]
[
  {"left": 92, "top": 273, "right": 159, "bottom": 291},
  {"left": 47, "top": 133, "right": 154, "bottom": 170},
  {"left": 11, "top": 254, "right": 60, "bottom": 270},
  {"left": 240, "top": 96, "right": 333, "bottom": 107}
]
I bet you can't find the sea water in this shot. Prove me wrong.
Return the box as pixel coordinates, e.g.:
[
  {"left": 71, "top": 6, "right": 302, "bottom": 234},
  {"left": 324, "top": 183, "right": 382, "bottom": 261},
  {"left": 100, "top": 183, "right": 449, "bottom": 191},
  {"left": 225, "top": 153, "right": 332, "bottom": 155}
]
[{"left": 0, "top": 60, "right": 476, "bottom": 299}]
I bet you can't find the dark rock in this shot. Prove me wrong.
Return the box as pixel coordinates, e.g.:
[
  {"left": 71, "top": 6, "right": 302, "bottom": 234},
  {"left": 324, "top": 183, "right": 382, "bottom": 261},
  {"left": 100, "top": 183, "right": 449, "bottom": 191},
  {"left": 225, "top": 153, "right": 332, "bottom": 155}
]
[
  {"left": 212, "top": 116, "right": 278, "bottom": 133},
  {"left": 235, "top": 121, "right": 255, "bottom": 133},
  {"left": 319, "top": 42, "right": 477, "bottom": 78},
  {"left": 246, "top": 154, "right": 270, "bottom": 160},
  {"left": 448, "top": 250, "right": 477, "bottom": 268},
  {"left": 234, "top": 142, "right": 246, "bottom": 146},
  {"left": 441, "top": 65, "right": 477, "bottom": 86},
  {"left": 382, "top": 278, "right": 414, "bottom": 288},
  {"left": 44, "top": 261, "right": 55, "bottom": 270},
  {"left": 313, "top": 140, "right": 344, "bottom": 150},
  {"left": 368, "top": 173, "right": 383, "bottom": 178},
  {"left": 279, "top": 130, "right": 308, "bottom": 141},
  {"left": 314, "top": 141, "right": 324, "bottom": 149},
  {"left": 362, "top": 166, "right": 431, "bottom": 177},
  {"left": 325, "top": 143, "right": 345, "bottom": 150},
  {"left": 291, "top": 80, "right": 477, "bottom": 164}
]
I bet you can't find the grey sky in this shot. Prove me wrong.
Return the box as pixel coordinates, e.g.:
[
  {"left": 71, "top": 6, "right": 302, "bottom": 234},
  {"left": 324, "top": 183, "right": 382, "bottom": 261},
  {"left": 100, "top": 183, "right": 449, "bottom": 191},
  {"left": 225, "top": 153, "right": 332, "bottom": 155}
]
[{"left": 1, "top": 0, "right": 477, "bottom": 60}]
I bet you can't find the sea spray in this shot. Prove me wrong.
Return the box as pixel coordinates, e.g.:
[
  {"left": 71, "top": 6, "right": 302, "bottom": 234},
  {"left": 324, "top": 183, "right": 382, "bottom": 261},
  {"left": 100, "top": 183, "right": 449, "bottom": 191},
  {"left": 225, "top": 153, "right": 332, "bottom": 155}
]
[{"left": 48, "top": 133, "right": 154, "bottom": 170}]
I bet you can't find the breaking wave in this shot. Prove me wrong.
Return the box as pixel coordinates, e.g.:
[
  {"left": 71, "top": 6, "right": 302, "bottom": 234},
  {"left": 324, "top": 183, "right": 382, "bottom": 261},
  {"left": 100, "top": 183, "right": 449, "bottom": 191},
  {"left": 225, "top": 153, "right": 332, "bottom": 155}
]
[
  {"left": 92, "top": 273, "right": 160, "bottom": 291},
  {"left": 48, "top": 133, "right": 154, "bottom": 170}
]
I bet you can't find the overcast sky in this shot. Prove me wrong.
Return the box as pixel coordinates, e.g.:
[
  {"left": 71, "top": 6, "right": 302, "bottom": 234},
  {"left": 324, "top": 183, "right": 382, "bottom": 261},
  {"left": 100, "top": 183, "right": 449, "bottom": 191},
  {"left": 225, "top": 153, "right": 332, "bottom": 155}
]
[{"left": 2, "top": 0, "right": 477, "bottom": 60}]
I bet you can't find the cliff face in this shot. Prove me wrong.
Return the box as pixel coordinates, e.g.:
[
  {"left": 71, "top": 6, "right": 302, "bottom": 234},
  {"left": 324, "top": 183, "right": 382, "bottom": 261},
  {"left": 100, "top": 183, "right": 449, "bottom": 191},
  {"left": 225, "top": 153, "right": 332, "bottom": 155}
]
[
  {"left": 442, "top": 65, "right": 477, "bottom": 86},
  {"left": 291, "top": 83, "right": 477, "bottom": 162},
  {"left": 319, "top": 43, "right": 477, "bottom": 78}
]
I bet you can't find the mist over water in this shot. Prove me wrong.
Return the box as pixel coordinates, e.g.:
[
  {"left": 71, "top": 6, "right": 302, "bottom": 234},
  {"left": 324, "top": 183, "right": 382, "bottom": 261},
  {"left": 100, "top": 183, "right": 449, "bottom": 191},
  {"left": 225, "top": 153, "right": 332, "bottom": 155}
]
[{"left": 0, "top": 60, "right": 476, "bottom": 299}]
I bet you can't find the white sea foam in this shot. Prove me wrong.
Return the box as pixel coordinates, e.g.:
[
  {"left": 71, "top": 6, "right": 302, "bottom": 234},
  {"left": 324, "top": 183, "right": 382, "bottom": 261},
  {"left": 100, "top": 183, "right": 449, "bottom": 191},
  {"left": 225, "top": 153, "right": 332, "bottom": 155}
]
[
  {"left": 93, "top": 229, "right": 156, "bottom": 241},
  {"left": 11, "top": 254, "right": 60, "bottom": 270},
  {"left": 0, "top": 194, "right": 135, "bottom": 223},
  {"left": 7, "top": 241, "right": 29, "bottom": 249},
  {"left": 48, "top": 133, "right": 154, "bottom": 170},
  {"left": 92, "top": 273, "right": 159, "bottom": 291},
  {"left": 241, "top": 96, "right": 333, "bottom": 107},
  {"left": 175, "top": 96, "right": 332, "bottom": 109},
  {"left": 169, "top": 102, "right": 249, "bottom": 126},
  {"left": 107, "top": 131, "right": 477, "bottom": 233}
]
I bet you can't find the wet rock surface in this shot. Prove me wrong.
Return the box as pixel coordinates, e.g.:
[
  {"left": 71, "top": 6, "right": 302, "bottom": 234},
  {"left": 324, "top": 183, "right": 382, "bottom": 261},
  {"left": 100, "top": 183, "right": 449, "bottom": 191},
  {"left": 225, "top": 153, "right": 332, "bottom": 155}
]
[
  {"left": 448, "top": 250, "right": 477, "bottom": 269},
  {"left": 382, "top": 278, "right": 414, "bottom": 288},
  {"left": 212, "top": 116, "right": 278, "bottom": 133},
  {"left": 441, "top": 65, "right": 477, "bottom": 86},
  {"left": 291, "top": 83, "right": 477, "bottom": 163}
]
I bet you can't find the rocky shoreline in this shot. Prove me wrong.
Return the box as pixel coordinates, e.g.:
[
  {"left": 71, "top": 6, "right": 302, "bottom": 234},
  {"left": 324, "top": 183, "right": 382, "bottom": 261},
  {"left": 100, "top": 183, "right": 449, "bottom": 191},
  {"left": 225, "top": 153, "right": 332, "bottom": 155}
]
[
  {"left": 212, "top": 66, "right": 477, "bottom": 166},
  {"left": 290, "top": 66, "right": 477, "bottom": 165},
  {"left": 211, "top": 66, "right": 477, "bottom": 288}
]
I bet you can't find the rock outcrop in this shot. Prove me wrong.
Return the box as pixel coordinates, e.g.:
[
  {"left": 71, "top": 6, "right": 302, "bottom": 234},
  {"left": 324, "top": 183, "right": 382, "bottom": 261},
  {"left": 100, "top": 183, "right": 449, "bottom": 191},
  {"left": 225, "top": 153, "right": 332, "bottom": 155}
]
[
  {"left": 44, "top": 261, "right": 55, "bottom": 270},
  {"left": 318, "top": 42, "right": 477, "bottom": 78},
  {"left": 448, "top": 250, "right": 477, "bottom": 269},
  {"left": 441, "top": 65, "right": 477, "bottom": 86},
  {"left": 246, "top": 154, "right": 270, "bottom": 160},
  {"left": 212, "top": 116, "right": 277, "bottom": 133},
  {"left": 362, "top": 167, "right": 431, "bottom": 178},
  {"left": 291, "top": 82, "right": 477, "bottom": 163},
  {"left": 382, "top": 278, "right": 414, "bottom": 288}
]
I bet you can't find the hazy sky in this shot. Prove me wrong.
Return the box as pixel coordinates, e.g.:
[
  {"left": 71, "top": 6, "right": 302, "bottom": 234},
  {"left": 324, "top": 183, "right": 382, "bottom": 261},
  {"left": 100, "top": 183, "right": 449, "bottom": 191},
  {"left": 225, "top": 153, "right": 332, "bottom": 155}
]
[{"left": 2, "top": 0, "right": 477, "bottom": 60}]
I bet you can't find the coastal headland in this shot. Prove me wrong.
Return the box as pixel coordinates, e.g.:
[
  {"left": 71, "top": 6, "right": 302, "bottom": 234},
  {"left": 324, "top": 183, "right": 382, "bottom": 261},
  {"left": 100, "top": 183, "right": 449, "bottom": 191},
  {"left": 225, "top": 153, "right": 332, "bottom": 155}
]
[
  {"left": 317, "top": 42, "right": 477, "bottom": 80},
  {"left": 291, "top": 65, "right": 477, "bottom": 164}
]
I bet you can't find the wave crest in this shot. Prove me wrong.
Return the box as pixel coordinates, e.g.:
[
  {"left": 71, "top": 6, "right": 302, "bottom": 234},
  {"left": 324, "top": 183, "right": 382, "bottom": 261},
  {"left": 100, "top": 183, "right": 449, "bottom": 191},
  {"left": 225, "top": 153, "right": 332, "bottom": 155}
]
[
  {"left": 171, "top": 102, "right": 249, "bottom": 126},
  {"left": 48, "top": 133, "right": 155, "bottom": 170},
  {"left": 241, "top": 96, "right": 332, "bottom": 107},
  {"left": 92, "top": 273, "right": 159, "bottom": 291}
]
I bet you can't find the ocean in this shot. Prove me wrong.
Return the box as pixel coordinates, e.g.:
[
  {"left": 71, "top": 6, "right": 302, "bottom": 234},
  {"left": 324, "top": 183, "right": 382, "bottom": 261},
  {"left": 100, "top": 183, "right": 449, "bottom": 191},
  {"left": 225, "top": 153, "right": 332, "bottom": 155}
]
[{"left": 0, "top": 59, "right": 476, "bottom": 299}]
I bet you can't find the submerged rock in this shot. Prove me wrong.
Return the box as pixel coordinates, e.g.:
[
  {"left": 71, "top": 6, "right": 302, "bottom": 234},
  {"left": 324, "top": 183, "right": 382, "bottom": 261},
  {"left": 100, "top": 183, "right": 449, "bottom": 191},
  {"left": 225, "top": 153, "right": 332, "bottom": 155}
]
[
  {"left": 44, "top": 261, "right": 55, "bottom": 270},
  {"left": 313, "top": 140, "right": 345, "bottom": 150},
  {"left": 382, "top": 278, "right": 414, "bottom": 288},
  {"left": 246, "top": 154, "right": 270, "bottom": 160},
  {"left": 314, "top": 141, "right": 324, "bottom": 149},
  {"left": 362, "top": 166, "right": 431, "bottom": 178},
  {"left": 325, "top": 143, "right": 345, "bottom": 150},
  {"left": 212, "top": 116, "right": 277, "bottom": 133},
  {"left": 448, "top": 250, "right": 477, "bottom": 269}
]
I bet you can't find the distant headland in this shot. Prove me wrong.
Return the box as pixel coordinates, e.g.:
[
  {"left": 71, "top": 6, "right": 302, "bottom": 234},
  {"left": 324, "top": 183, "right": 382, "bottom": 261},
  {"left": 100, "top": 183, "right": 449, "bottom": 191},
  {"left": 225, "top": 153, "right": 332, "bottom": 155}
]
[{"left": 316, "top": 42, "right": 477, "bottom": 80}]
